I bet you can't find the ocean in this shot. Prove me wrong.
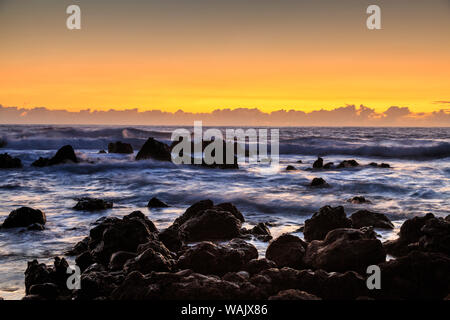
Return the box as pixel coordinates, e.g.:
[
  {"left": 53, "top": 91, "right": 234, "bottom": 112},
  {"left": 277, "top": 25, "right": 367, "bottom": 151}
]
[{"left": 0, "top": 125, "right": 449, "bottom": 299}]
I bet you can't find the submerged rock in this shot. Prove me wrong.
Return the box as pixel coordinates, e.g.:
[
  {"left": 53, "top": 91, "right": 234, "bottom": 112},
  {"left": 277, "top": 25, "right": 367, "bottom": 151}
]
[
  {"left": 286, "top": 165, "right": 297, "bottom": 171},
  {"left": 136, "top": 137, "right": 171, "bottom": 161},
  {"left": 108, "top": 141, "right": 133, "bottom": 154},
  {"left": 265, "top": 234, "right": 307, "bottom": 269},
  {"left": 303, "top": 205, "right": 352, "bottom": 241},
  {"left": 1, "top": 207, "right": 46, "bottom": 229},
  {"left": 73, "top": 198, "right": 113, "bottom": 211},
  {"left": 147, "top": 197, "right": 169, "bottom": 208},
  {"left": 310, "top": 177, "right": 329, "bottom": 187},
  {"left": 0, "top": 153, "right": 22, "bottom": 169},
  {"left": 337, "top": 159, "right": 359, "bottom": 168},
  {"left": 32, "top": 145, "right": 78, "bottom": 167},
  {"left": 347, "top": 196, "right": 371, "bottom": 204},
  {"left": 350, "top": 210, "right": 394, "bottom": 229}
]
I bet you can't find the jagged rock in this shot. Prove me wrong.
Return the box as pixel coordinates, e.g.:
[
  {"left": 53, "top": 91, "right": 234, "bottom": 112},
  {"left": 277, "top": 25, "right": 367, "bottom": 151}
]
[
  {"left": 268, "top": 289, "right": 321, "bottom": 300},
  {"left": 304, "top": 228, "right": 386, "bottom": 272},
  {"left": 73, "top": 198, "right": 113, "bottom": 211},
  {"left": 147, "top": 197, "right": 169, "bottom": 208},
  {"left": 418, "top": 217, "right": 450, "bottom": 255},
  {"left": 0, "top": 153, "right": 22, "bottom": 168},
  {"left": 303, "top": 205, "right": 352, "bottom": 241},
  {"left": 249, "top": 222, "right": 272, "bottom": 241},
  {"left": 337, "top": 159, "right": 359, "bottom": 168},
  {"left": 77, "top": 270, "right": 125, "bottom": 300},
  {"left": 350, "top": 210, "right": 394, "bottom": 229},
  {"left": 108, "top": 141, "right": 133, "bottom": 154},
  {"left": 123, "top": 248, "right": 174, "bottom": 274},
  {"left": 177, "top": 240, "right": 258, "bottom": 276},
  {"left": 159, "top": 227, "right": 183, "bottom": 252},
  {"left": 265, "top": 234, "right": 307, "bottom": 269},
  {"left": 1, "top": 207, "right": 46, "bottom": 228},
  {"left": 24, "top": 257, "right": 69, "bottom": 296},
  {"left": 310, "top": 177, "right": 328, "bottom": 187},
  {"left": 313, "top": 157, "right": 323, "bottom": 169},
  {"left": 136, "top": 137, "right": 171, "bottom": 161},
  {"left": 76, "top": 251, "right": 95, "bottom": 273},
  {"left": 108, "top": 251, "right": 136, "bottom": 271},
  {"left": 32, "top": 145, "right": 78, "bottom": 167}
]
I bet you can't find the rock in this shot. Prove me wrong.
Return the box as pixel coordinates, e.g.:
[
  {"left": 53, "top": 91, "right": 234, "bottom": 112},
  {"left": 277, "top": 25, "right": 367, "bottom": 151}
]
[
  {"left": 159, "top": 227, "right": 183, "bottom": 252},
  {"left": 310, "top": 177, "right": 329, "bottom": 187},
  {"left": 24, "top": 257, "right": 69, "bottom": 296},
  {"left": 98, "top": 150, "right": 106, "bottom": 154},
  {"left": 304, "top": 228, "right": 386, "bottom": 272},
  {"left": 249, "top": 222, "right": 272, "bottom": 241},
  {"left": 136, "top": 137, "right": 171, "bottom": 161},
  {"left": 369, "top": 162, "right": 378, "bottom": 167},
  {"left": 337, "top": 159, "right": 359, "bottom": 168},
  {"left": 380, "top": 163, "right": 390, "bottom": 168},
  {"left": 369, "top": 162, "right": 391, "bottom": 168},
  {"left": 29, "top": 283, "right": 59, "bottom": 299},
  {"left": 108, "top": 251, "right": 137, "bottom": 271},
  {"left": 0, "top": 138, "right": 6, "bottom": 148},
  {"left": 2, "top": 207, "right": 46, "bottom": 228},
  {"left": 27, "top": 223, "right": 45, "bottom": 231},
  {"left": 244, "top": 258, "right": 277, "bottom": 275},
  {"left": 347, "top": 196, "right": 371, "bottom": 204},
  {"left": 32, "top": 145, "right": 78, "bottom": 167},
  {"left": 286, "top": 165, "right": 297, "bottom": 171},
  {"left": 265, "top": 234, "right": 307, "bottom": 269},
  {"left": 350, "top": 210, "right": 394, "bottom": 229},
  {"left": 75, "top": 251, "right": 95, "bottom": 272},
  {"left": 303, "top": 205, "right": 352, "bottom": 241},
  {"left": 123, "top": 248, "right": 174, "bottom": 274},
  {"left": 418, "top": 217, "right": 450, "bottom": 255},
  {"left": 0, "top": 153, "right": 22, "bottom": 168},
  {"left": 375, "top": 251, "right": 450, "bottom": 300},
  {"left": 73, "top": 197, "right": 113, "bottom": 211},
  {"left": 446, "top": 215, "right": 450, "bottom": 223},
  {"left": 177, "top": 240, "right": 258, "bottom": 276},
  {"left": 296, "top": 160, "right": 303, "bottom": 163},
  {"left": 108, "top": 141, "right": 133, "bottom": 154},
  {"left": 77, "top": 270, "right": 124, "bottom": 300},
  {"left": 269, "top": 289, "right": 321, "bottom": 300},
  {"left": 147, "top": 197, "right": 169, "bottom": 208},
  {"left": 323, "top": 162, "right": 334, "bottom": 169},
  {"left": 383, "top": 213, "right": 435, "bottom": 257},
  {"left": 312, "top": 157, "right": 323, "bottom": 169}
]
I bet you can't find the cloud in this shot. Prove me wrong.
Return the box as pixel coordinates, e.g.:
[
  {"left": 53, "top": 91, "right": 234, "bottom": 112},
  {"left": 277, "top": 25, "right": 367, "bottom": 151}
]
[{"left": 0, "top": 104, "right": 449, "bottom": 126}]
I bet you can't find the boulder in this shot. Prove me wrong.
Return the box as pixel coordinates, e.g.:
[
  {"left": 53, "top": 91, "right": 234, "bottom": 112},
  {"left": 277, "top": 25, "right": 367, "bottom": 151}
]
[
  {"left": 147, "top": 197, "right": 169, "bottom": 208},
  {"left": 24, "top": 257, "right": 69, "bottom": 296},
  {"left": 244, "top": 258, "right": 277, "bottom": 275},
  {"left": 265, "top": 234, "right": 307, "bottom": 269},
  {"left": 249, "top": 222, "right": 272, "bottom": 241},
  {"left": 350, "top": 210, "right": 394, "bottom": 229},
  {"left": 303, "top": 205, "right": 352, "bottom": 241},
  {"left": 286, "top": 165, "right": 297, "bottom": 171},
  {"left": 323, "top": 162, "right": 334, "bottom": 169},
  {"left": 123, "top": 247, "right": 175, "bottom": 274},
  {"left": 108, "top": 141, "right": 133, "bottom": 154},
  {"left": 304, "top": 228, "right": 386, "bottom": 272},
  {"left": 347, "top": 196, "right": 371, "bottom": 204},
  {"left": 268, "top": 289, "right": 321, "bottom": 300},
  {"left": 312, "top": 157, "right": 323, "bottom": 169},
  {"left": 177, "top": 240, "right": 258, "bottom": 276},
  {"left": 310, "top": 177, "right": 328, "bottom": 187},
  {"left": 73, "top": 198, "right": 113, "bottom": 211},
  {"left": 337, "top": 159, "right": 359, "bottom": 168},
  {"left": 32, "top": 145, "right": 78, "bottom": 167},
  {"left": 2, "top": 207, "right": 46, "bottom": 228},
  {"left": 418, "top": 217, "right": 450, "bottom": 255},
  {"left": 136, "top": 137, "right": 171, "bottom": 161},
  {"left": 108, "top": 251, "right": 137, "bottom": 271},
  {"left": 0, "top": 153, "right": 22, "bottom": 168},
  {"left": 77, "top": 270, "right": 124, "bottom": 300}
]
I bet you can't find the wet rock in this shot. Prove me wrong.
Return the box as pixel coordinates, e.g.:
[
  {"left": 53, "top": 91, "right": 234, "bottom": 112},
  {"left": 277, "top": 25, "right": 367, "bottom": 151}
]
[
  {"left": 98, "top": 150, "right": 107, "bottom": 154},
  {"left": 303, "top": 205, "right": 352, "bottom": 241},
  {"left": 323, "top": 162, "right": 334, "bottom": 169},
  {"left": 249, "top": 222, "right": 272, "bottom": 241},
  {"left": 77, "top": 270, "right": 124, "bottom": 300},
  {"left": 177, "top": 240, "right": 258, "bottom": 276},
  {"left": 108, "top": 251, "right": 137, "bottom": 271},
  {"left": 268, "top": 289, "right": 321, "bottom": 300},
  {"left": 380, "top": 163, "right": 390, "bottom": 168},
  {"left": 312, "top": 157, "right": 323, "bottom": 169},
  {"left": 347, "top": 196, "right": 371, "bottom": 204},
  {"left": 24, "top": 257, "right": 70, "bottom": 296},
  {"left": 108, "top": 141, "right": 133, "bottom": 154},
  {"left": 27, "top": 223, "right": 45, "bottom": 231},
  {"left": 384, "top": 213, "right": 435, "bottom": 257},
  {"left": 123, "top": 248, "right": 174, "bottom": 274},
  {"left": 369, "top": 162, "right": 390, "bottom": 168},
  {"left": 286, "top": 165, "right": 297, "bottom": 171},
  {"left": 136, "top": 137, "right": 171, "bottom": 161},
  {"left": 418, "top": 217, "right": 450, "bottom": 255},
  {"left": 375, "top": 251, "right": 450, "bottom": 300},
  {"left": 159, "top": 227, "right": 183, "bottom": 252},
  {"left": 350, "top": 210, "right": 394, "bottom": 229},
  {"left": 296, "top": 160, "right": 303, "bottom": 163},
  {"left": 244, "top": 258, "right": 277, "bottom": 275},
  {"left": 304, "top": 228, "right": 386, "bottom": 273},
  {"left": 73, "top": 197, "right": 113, "bottom": 211},
  {"left": 310, "top": 177, "right": 329, "bottom": 187},
  {"left": 337, "top": 159, "right": 359, "bottom": 168},
  {"left": 2, "top": 207, "right": 46, "bottom": 228},
  {"left": 76, "top": 251, "right": 95, "bottom": 273},
  {"left": 265, "top": 234, "right": 307, "bottom": 269},
  {"left": 0, "top": 153, "right": 22, "bottom": 168},
  {"left": 66, "top": 237, "right": 89, "bottom": 256},
  {"left": 32, "top": 145, "right": 78, "bottom": 167},
  {"left": 147, "top": 197, "right": 169, "bottom": 208}
]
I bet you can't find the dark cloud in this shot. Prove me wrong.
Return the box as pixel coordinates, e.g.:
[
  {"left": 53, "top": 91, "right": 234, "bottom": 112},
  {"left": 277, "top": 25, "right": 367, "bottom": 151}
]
[{"left": 0, "top": 104, "right": 449, "bottom": 126}]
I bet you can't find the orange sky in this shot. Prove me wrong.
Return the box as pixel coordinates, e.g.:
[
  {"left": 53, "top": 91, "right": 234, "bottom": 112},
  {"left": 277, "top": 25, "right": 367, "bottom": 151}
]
[{"left": 0, "top": 0, "right": 449, "bottom": 114}]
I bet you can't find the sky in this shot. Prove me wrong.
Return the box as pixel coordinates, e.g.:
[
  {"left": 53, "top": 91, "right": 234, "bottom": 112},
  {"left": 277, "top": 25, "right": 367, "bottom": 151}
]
[{"left": 0, "top": 0, "right": 449, "bottom": 124}]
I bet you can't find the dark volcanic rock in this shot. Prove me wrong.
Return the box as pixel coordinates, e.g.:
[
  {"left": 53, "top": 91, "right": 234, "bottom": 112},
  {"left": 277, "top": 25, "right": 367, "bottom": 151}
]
[
  {"left": 24, "top": 257, "right": 70, "bottom": 296},
  {"left": 249, "top": 222, "right": 272, "bottom": 241},
  {"left": 347, "top": 196, "right": 371, "bottom": 204},
  {"left": 123, "top": 247, "right": 175, "bottom": 274},
  {"left": 303, "top": 205, "right": 352, "bottom": 241},
  {"left": 77, "top": 270, "right": 125, "bottom": 300},
  {"left": 304, "top": 228, "right": 386, "bottom": 272},
  {"left": 337, "top": 159, "right": 359, "bottom": 168},
  {"left": 323, "top": 162, "right": 334, "bottom": 169},
  {"left": 108, "top": 251, "right": 137, "bottom": 271},
  {"left": 244, "top": 258, "right": 277, "bottom": 275},
  {"left": 27, "top": 223, "right": 45, "bottom": 231},
  {"left": 159, "top": 227, "right": 183, "bottom": 252},
  {"left": 136, "top": 137, "right": 171, "bottom": 161},
  {"left": 177, "top": 240, "right": 258, "bottom": 276},
  {"left": 310, "top": 177, "right": 328, "bottom": 187},
  {"left": 2, "top": 207, "right": 46, "bottom": 228},
  {"left": 286, "top": 165, "right": 297, "bottom": 171},
  {"left": 0, "top": 153, "right": 22, "bottom": 168},
  {"left": 108, "top": 141, "right": 133, "bottom": 154},
  {"left": 0, "top": 138, "right": 6, "bottom": 148},
  {"left": 269, "top": 289, "right": 321, "bottom": 300},
  {"left": 418, "top": 217, "right": 450, "bottom": 255},
  {"left": 73, "top": 198, "right": 113, "bottom": 211},
  {"left": 350, "top": 210, "right": 394, "bottom": 229},
  {"left": 147, "top": 197, "right": 169, "bottom": 208},
  {"left": 312, "top": 157, "right": 323, "bottom": 169},
  {"left": 32, "top": 145, "right": 78, "bottom": 167},
  {"left": 265, "top": 234, "right": 307, "bottom": 269}
]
